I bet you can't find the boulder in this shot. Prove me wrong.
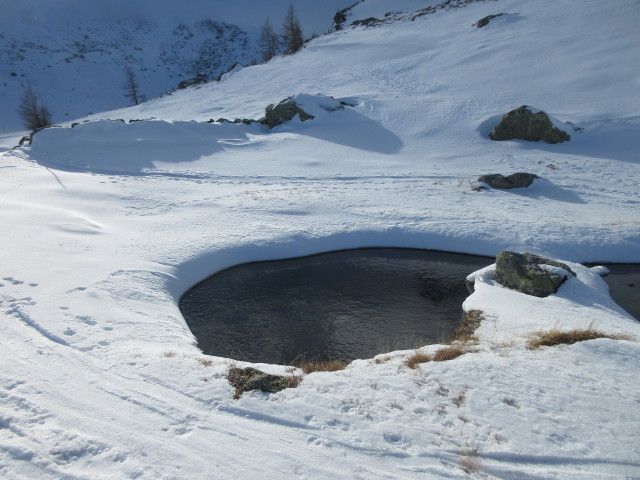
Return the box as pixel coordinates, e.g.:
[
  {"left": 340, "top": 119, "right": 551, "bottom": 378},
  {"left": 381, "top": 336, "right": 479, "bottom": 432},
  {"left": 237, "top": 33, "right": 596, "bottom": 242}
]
[
  {"left": 228, "top": 367, "right": 291, "bottom": 398},
  {"left": 474, "top": 13, "right": 504, "bottom": 28},
  {"left": 489, "top": 106, "right": 570, "bottom": 144},
  {"left": 262, "top": 97, "right": 315, "bottom": 129},
  {"left": 494, "top": 251, "right": 576, "bottom": 297},
  {"left": 478, "top": 172, "right": 538, "bottom": 189},
  {"left": 351, "top": 17, "right": 379, "bottom": 27},
  {"left": 261, "top": 94, "right": 346, "bottom": 129},
  {"left": 177, "top": 75, "right": 208, "bottom": 90}
]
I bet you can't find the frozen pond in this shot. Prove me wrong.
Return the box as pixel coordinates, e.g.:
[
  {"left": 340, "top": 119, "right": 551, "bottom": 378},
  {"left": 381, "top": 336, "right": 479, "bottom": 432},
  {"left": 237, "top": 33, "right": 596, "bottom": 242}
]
[
  {"left": 180, "top": 250, "right": 640, "bottom": 365},
  {"left": 595, "top": 264, "right": 640, "bottom": 321},
  {"left": 180, "top": 248, "right": 491, "bottom": 364}
]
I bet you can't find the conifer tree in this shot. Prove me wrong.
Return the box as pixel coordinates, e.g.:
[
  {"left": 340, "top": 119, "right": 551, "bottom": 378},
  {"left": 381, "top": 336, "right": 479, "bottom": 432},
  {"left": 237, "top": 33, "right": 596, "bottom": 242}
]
[
  {"left": 122, "top": 65, "right": 143, "bottom": 106},
  {"left": 258, "top": 17, "right": 279, "bottom": 62},
  {"left": 334, "top": 10, "right": 347, "bottom": 30},
  {"left": 18, "top": 81, "right": 52, "bottom": 131},
  {"left": 281, "top": 3, "right": 304, "bottom": 54}
]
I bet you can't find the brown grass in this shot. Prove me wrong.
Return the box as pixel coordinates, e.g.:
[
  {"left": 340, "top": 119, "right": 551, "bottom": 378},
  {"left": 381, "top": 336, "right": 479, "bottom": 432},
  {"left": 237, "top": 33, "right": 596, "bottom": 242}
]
[
  {"left": 449, "top": 309, "right": 484, "bottom": 343},
  {"left": 459, "top": 448, "right": 482, "bottom": 474},
  {"left": 198, "top": 358, "right": 213, "bottom": 367},
  {"left": 405, "top": 351, "right": 431, "bottom": 369},
  {"left": 452, "top": 387, "right": 467, "bottom": 407},
  {"left": 527, "top": 326, "right": 633, "bottom": 350},
  {"left": 297, "top": 359, "right": 348, "bottom": 374},
  {"left": 433, "top": 344, "right": 469, "bottom": 362},
  {"left": 285, "top": 374, "right": 303, "bottom": 388},
  {"left": 405, "top": 344, "right": 471, "bottom": 369},
  {"left": 161, "top": 350, "right": 176, "bottom": 358}
]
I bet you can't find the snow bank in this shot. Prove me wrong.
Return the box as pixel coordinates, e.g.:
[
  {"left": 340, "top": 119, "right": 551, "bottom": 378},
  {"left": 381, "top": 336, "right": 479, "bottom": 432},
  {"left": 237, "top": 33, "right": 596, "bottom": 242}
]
[{"left": 1, "top": 0, "right": 639, "bottom": 478}]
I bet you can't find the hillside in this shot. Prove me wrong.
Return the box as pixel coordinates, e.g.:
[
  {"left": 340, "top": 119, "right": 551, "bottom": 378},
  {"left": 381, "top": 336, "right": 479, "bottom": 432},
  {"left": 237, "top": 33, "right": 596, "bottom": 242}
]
[
  {"left": 0, "top": 0, "right": 347, "bottom": 131},
  {"left": 1, "top": 0, "right": 639, "bottom": 478}
]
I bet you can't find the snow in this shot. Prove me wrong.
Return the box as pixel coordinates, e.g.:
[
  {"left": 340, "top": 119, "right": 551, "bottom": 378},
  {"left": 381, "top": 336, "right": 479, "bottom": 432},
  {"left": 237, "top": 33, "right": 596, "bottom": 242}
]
[
  {"left": 0, "top": 0, "right": 348, "bottom": 131},
  {"left": 1, "top": 0, "right": 640, "bottom": 478}
]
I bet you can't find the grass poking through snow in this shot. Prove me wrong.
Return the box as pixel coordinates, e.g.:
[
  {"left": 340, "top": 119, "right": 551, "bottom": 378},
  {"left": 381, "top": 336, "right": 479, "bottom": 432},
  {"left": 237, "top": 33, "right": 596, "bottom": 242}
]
[
  {"left": 527, "top": 326, "right": 633, "bottom": 349},
  {"left": 449, "top": 309, "right": 484, "bottom": 343},
  {"left": 458, "top": 447, "right": 482, "bottom": 474},
  {"left": 297, "top": 359, "right": 348, "bottom": 374},
  {"left": 405, "top": 344, "right": 471, "bottom": 369},
  {"left": 405, "top": 351, "right": 432, "bottom": 369},
  {"left": 432, "top": 344, "right": 469, "bottom": 362}
]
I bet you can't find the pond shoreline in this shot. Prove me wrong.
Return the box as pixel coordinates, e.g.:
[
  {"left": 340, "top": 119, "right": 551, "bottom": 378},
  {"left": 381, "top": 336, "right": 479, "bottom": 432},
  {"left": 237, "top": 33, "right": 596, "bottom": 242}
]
[{"left": 180, "top": 247, "right": 639, "bottom": 364}]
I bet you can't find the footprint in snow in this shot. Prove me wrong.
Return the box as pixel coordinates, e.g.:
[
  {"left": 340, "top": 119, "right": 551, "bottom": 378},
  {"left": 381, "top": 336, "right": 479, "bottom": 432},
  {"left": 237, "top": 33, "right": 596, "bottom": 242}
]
[
  {"left": 77, "top": 315, "right": 97, "bottom": 326},
  {"left": 65, "top": 286, "right": 87, "bottom": 294},
  {"left": 383, "top": 433, "right": 403, "bottom": 444}
]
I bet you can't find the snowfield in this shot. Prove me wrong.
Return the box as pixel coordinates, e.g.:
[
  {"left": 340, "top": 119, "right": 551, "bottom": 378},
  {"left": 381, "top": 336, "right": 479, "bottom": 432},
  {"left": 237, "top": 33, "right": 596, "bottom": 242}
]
[{"left": 1, "top": 0, "right": 639, "bottom": 478}]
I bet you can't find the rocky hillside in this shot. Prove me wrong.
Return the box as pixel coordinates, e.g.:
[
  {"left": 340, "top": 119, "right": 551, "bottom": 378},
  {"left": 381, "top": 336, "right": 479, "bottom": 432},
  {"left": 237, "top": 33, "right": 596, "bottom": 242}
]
[{"left": 0, "top": 0, "right": 347, "bottom": 131}]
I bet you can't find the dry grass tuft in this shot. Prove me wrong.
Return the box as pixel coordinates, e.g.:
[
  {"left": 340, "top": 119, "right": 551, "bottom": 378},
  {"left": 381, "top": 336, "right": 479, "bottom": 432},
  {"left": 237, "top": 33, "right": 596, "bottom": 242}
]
[
  {"left": 452, "top": 387, "right": 467, "bottom": 407},
  {"left": 406, "top": 344, "right": 471, "bottom": 368},
  {"left": 405, "top": 351, "right": 432, "bottom": 369},
  {"left": 459, "top": 447, "right": 482, "bottom": 474},
  {"left": 162, "top": 350, "right": 177, "bottom": 358},
  {"left": 527, "top": 326, "right": 633, "bottom": 350},
  {"left": 285, "top": 374, "right": 303, "bottom": 388},
  {"left": 297, "top": 359, "right": 348, "bottom": 374},
  {"left": 198, "top": 358, "right": 213, "bottom": 367},
  {"left": 449, "top": 309, "right": 484, "bottom": 343},
  {"left": 374, "top": 354, "right": 392, "bottom": 365},
  {"left": 432, "top": 344, "right": 469, "bottom": 362}
]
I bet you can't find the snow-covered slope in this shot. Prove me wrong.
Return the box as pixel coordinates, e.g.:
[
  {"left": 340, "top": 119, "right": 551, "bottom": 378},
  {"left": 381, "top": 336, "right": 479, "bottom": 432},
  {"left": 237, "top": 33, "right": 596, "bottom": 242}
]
[
  {"left": 1, "top": 0, "right": 639, "bottom": 478},
  {"left": 0, "top": 0, "right": 348, "bottom": 131}
]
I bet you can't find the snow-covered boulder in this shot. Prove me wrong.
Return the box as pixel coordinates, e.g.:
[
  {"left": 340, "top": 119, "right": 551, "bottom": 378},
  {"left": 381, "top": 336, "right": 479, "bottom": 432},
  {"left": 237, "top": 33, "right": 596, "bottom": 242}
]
[
  {"left": 477, "top": 172, "right": 538, "bottom": 189},
  {"left": 489, "top": 105, "right": 571, "bottom": 144},
  {"left": 495, "top": 251, "right": 576, "bottom": 298},
  {"left": 261, "top": 94, "right": 344, "bottom": 129}
]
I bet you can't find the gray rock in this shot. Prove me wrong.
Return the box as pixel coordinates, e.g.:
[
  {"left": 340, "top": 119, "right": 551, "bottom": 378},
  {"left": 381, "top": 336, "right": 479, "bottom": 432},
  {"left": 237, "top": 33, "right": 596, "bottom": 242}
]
[
  {"left": 228, "top": 367, "right": 291, "bottom": 398},
  {"left": 351, "top": 17, "right": 379, "bottom": 27},
  {"left": 489, "top": 105, "right": 570, "bottom": 144},
  {"left": 262, "top": 97, "right": 314, "bottom": 129},
  {"left": 494, "top": 251, "right": 576, "bottom": 298},
  {"left": 177, "top": 75, "right": 208, "bottom": 90},
  {"left": 474, "top": 13, "right": 504, "bottom": 28},
  {"left": 478, "top": 172, "right": 539, "bottom": 189}
]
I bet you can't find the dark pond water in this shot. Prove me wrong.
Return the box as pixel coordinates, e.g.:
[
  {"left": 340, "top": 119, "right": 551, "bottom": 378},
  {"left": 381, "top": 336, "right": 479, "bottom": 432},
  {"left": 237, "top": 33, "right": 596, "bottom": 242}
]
[
  {"left": 594, "top": 264, "right": 640, "bottom": 321},
  {"left": 179, "top": 249, "right": 640, "bottom": 365},
  {"left": 179, "top": 248, "right": 491, "bottom": 365}
]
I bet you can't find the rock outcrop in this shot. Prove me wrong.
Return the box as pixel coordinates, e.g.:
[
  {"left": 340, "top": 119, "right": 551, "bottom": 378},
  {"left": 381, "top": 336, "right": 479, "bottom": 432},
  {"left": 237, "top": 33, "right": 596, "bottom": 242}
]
[
  {"left": 262, "top": 97, "right": 315, "bottom": 129},
  {"left": 477, "top": 172, "right": 539, "bottom": 189},
  {"left": 489, "top": 106, "right": 570, "bottom": 144},
  {"left": 474, "top": 13, "right": 504, "bottom": 28},
  {"left": 494, "top": 251, "right": 576, "bottom": 297},
  {"left": 261, "top": 94, "right": 345, "bottom": 129},
  {"left": 228, "top": 367, "right": 292, "bottom": 398}
]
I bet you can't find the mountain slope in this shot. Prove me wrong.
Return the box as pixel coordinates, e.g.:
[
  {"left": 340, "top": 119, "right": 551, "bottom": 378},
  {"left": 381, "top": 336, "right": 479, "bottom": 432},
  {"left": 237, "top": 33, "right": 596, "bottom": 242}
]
[{"left": 0, "top": 0, "right": 348, "bottom": 131}]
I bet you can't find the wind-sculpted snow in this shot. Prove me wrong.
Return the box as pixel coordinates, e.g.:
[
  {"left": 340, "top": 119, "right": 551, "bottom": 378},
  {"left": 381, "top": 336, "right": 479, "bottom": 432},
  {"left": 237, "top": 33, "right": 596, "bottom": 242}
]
[
  {"left": 1, "top": 0, "right": 639, "bottom": 478},
  {"left": 30, "top": 103, "right": 404, "bottom": 174}
]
